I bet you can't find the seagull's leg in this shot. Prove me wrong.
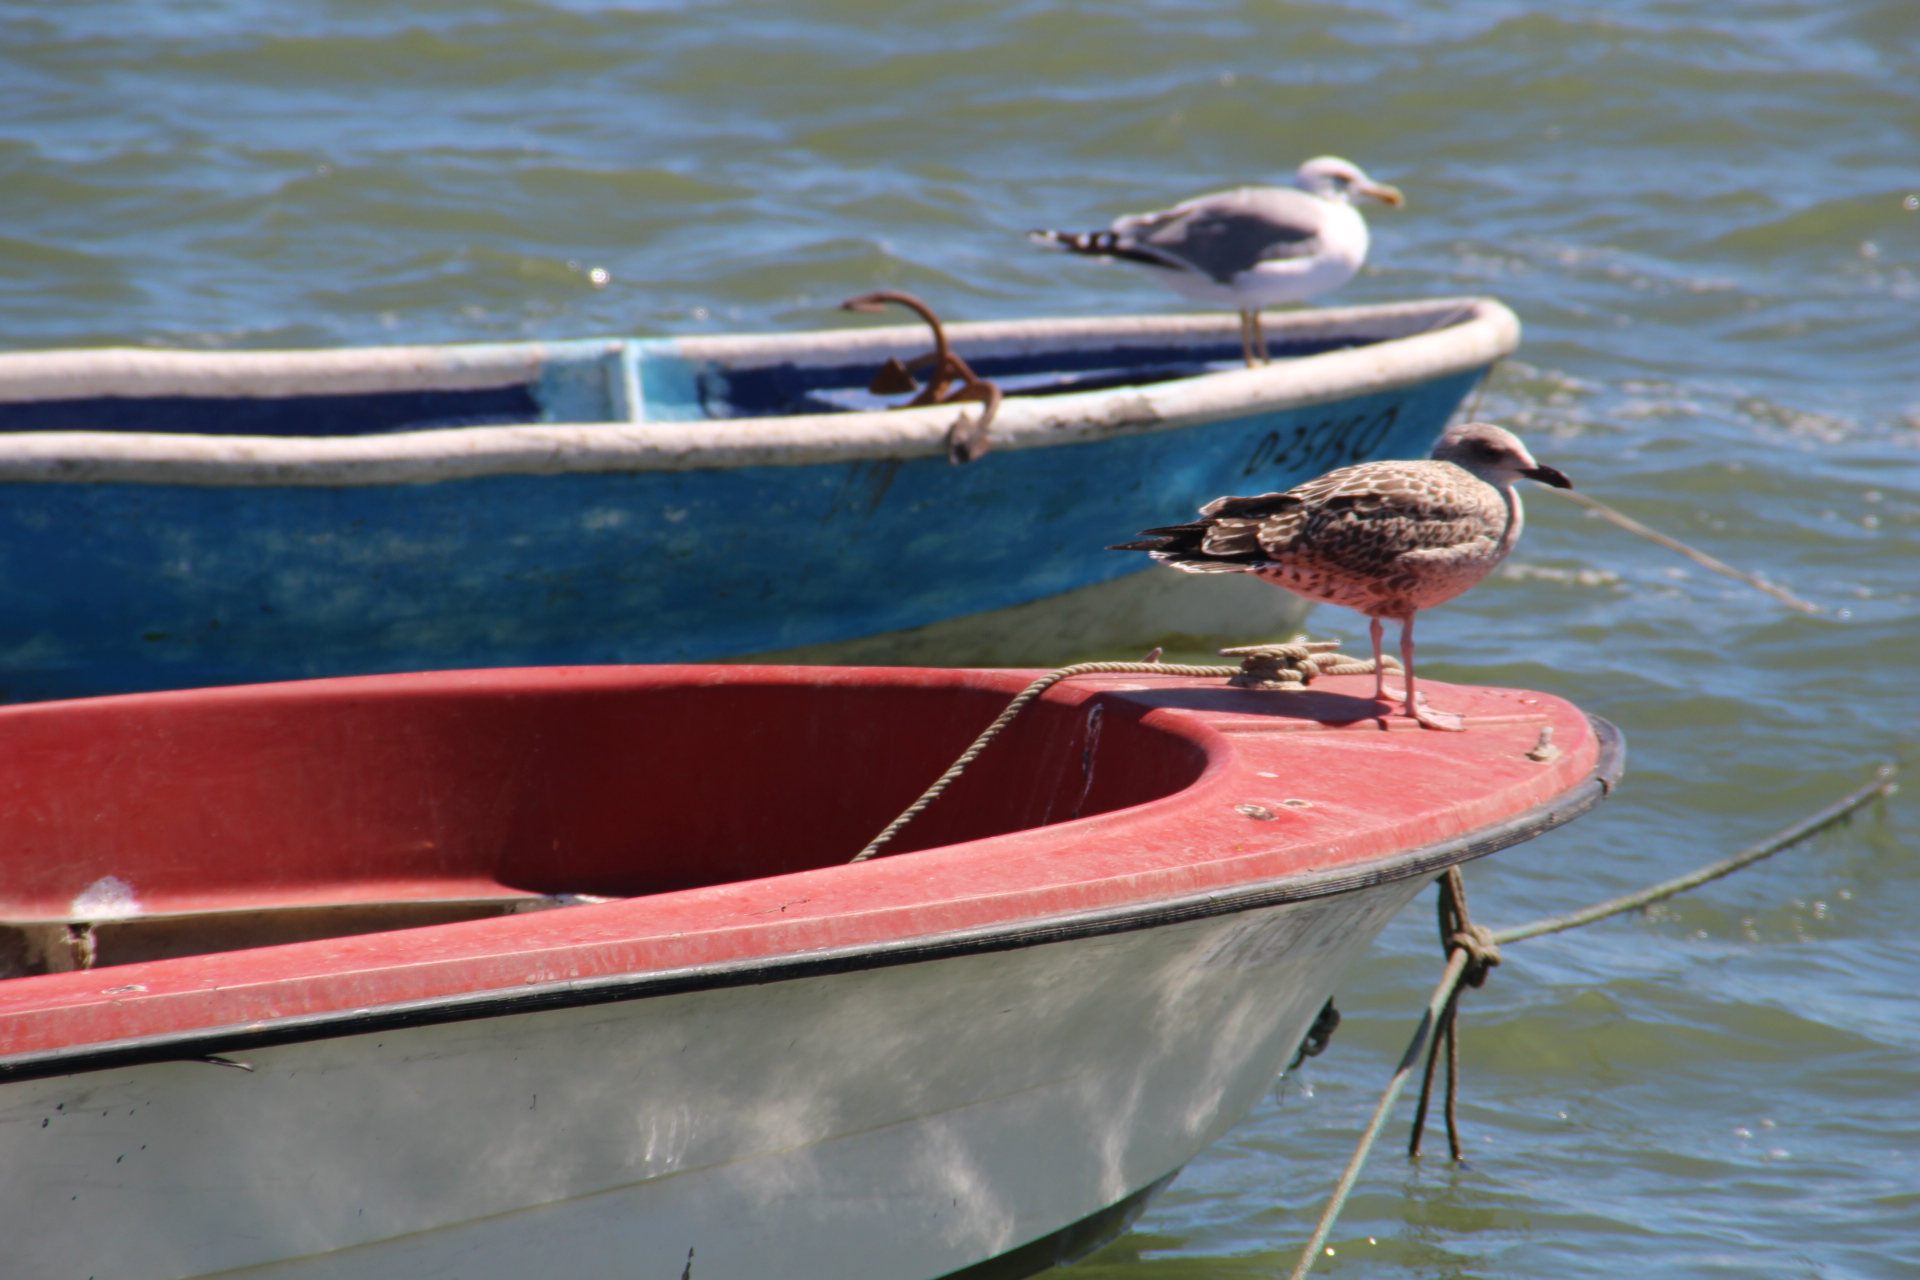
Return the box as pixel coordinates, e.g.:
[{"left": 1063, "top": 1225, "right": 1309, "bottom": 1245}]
[
  {"left": 1400, "top": 613, "right": 1466, "bottom": 732},
  {"left": 1370, "top": 614, "right": 1409, "bottom": 704},
  {"left": 1238, "top": 310, "right": 1256, "bottom": 368},
  {"left": 1369, "top": 616, "right": 1392, "bottom": 703},
  {"left": 1253, "top": 309, "right": 1271, "bottom": 364}
]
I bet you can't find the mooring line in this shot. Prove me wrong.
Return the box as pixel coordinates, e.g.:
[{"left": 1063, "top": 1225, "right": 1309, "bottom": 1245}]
[
  {"left": 1547, "top": 486, "right": 1821, "bottom": 615},
  {"left": 1360, "top": 357, "right": 1811, "bottom": 617},
  {"left": 1494, "top": 765, "right": 1894, "bottom": 944},
  {"left": 849, "top": 645, "right": 1396, "bottom": 863},
  {"left": 1284, "top": 947, "right": 1472, "bottom": 1280},
  {"left": 1283, "top": 763, "right": 1897, "bottom": 1280},
  {"left": 1461, "top": 358, "right": 1496, "bottom": 426},
  {"left": 848, "top": 661, "right": 1238, "bottom": 863}
]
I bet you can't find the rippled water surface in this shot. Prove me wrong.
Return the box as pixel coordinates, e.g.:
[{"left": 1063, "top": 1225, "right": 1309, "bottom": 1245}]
[{"left": 4, "top": 1, "right": 1917, "bottom": 1276}]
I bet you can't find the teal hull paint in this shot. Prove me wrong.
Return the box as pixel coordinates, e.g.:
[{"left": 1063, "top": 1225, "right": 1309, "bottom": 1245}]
[{"left": 0, "top": 372, "right": 1478, "bottom": 703}]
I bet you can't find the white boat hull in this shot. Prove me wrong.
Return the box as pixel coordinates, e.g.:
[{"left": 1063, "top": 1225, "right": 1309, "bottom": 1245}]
[{"left": 1, "top": 881, "right": 1424, "bottom": 1280}]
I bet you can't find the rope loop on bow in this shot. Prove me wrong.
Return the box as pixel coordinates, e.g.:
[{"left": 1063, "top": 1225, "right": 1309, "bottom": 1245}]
[
  {"left": 1407, "top": 867, "right": 1495, "bottom": 1162},
  {"left": 1282, "top": 765, "right": 1898, "bottom": 1280}
]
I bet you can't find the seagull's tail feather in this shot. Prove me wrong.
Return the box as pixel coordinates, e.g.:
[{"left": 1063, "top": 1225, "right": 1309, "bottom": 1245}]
[
  {"left": 1108, "top": 526, "right": 1267, "bottom": 575},
  {"left": 1029, "top": 228, "right": 1177, "bottom": 270},
  {"left": 1151, "top": 554, "right": 1260, "bottom": 575}
]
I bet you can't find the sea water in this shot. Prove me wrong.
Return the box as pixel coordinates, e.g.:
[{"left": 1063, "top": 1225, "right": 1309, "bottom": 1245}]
[{"left": 2, "top": 2, "right": 1915, "bottom": 1275}]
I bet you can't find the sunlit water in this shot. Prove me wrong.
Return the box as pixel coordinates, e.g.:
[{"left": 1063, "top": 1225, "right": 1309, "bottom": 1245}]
[{"left": 3, "top": 1, "right": 1917, "bottom": 1276}]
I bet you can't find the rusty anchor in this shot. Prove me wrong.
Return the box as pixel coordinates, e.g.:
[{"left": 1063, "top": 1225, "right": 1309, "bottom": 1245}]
[{"left": 838, "top": 291, "right": 1003, "bottom": 465}]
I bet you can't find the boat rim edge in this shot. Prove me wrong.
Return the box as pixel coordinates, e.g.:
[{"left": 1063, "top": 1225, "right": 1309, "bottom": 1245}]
[{"left": 0, "top": 298, "right": 1520, "bottom": 487}]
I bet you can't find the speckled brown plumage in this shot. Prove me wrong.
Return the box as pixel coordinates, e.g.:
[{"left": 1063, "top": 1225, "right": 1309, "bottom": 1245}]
[{"left": 1111, "top": 421, "right": 1572, "bottom": 729}]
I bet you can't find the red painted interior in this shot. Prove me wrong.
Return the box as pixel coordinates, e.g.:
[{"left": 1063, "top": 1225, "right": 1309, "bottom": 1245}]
[
  {"left": 0, "top": 665, "right": 1605, "bottom": 1059},
  {"left": 0, "top": 667, "right": 1204, "bottom": 918}
]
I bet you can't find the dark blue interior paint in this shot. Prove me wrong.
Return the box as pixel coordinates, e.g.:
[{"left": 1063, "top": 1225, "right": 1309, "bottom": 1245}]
[
  {"left": 0, "top": 385, "right": 542, "bottom": 437},
  {"left": 701, "top": 338, "right": 1364, "bottom": 419},
  {"left": 0, "top": 336, "right": 1389, "bottom": 435}
]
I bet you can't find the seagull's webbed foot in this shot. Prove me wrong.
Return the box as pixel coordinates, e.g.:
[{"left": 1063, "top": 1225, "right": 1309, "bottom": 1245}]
[
  {"left": 1410, "top": 700, "right": 1467, "bottom": 732},
  {"left": 1375, "top": 684, "right": 1462, "bottom": 728}
]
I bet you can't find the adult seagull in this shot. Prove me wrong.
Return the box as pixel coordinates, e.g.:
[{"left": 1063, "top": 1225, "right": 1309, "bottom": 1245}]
[{"left": 1030, "top": 157, "right": 1404, "bottom": 366}]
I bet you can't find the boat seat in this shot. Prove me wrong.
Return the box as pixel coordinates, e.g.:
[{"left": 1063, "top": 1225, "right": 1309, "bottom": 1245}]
[{"left": 0, "top": 892, "right": 612, "bottom": 979}]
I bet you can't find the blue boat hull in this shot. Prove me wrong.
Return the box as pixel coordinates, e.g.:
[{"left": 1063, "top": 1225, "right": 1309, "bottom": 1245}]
[{"left": 0, "top": 374, "right": 1477, "bottom": 703}]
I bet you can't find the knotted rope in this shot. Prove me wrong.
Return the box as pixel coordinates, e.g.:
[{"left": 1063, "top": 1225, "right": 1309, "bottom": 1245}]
[
  {"left": 844, "top": 644, "right": 1894, "bottom": 1274},
  {"left": 1221, "top": 641, "right": 1400, "bottom": 690},
  {"left": 1283, "top": 763, "right": 1898, "bottom": 1280},
  {"left": 1407, "top": 868, "right": 1500, "bottom": 1162}
]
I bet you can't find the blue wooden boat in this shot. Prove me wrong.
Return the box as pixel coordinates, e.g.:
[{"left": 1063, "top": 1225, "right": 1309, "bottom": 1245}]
[{"left": 0, "top": 298, "right": 1516, "bottom": 702}]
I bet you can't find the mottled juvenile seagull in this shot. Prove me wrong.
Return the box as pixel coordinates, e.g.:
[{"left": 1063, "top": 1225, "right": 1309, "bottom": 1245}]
[
  {"left": 1110, "top": 422, "right": 1572, "bottom": 731},
  {"left": 1031, "top": 157, "right": 1403, "bottom": 367}
]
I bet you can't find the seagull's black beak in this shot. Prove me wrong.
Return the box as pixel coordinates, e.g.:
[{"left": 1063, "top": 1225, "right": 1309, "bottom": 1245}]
[{"left": 1523, "top": 464, "right": 1573, "bottom": 490}]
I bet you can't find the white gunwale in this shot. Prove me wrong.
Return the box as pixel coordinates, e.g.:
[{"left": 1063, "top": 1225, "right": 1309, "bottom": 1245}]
[{"left": 0, "top": 298, "right": 1517, "bottom": 487}]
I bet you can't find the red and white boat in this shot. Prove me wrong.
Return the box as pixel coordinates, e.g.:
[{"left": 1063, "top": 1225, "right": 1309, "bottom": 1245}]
[{"left": 0, "top": 664, "right": 1619, "bottom": 1280}]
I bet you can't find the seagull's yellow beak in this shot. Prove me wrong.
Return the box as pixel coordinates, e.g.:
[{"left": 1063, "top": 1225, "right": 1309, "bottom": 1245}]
[{"left": 1359, "top": 181, "right": 1404, "bottom": 207}]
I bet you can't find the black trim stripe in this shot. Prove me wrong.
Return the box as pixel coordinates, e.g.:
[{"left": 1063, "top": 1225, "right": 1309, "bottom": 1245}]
[
  {"left": 0, "top": 718, "right": 1621, "bottom": 1086},
  {"left": 935, "top": 1171, "right": 1178, "bottom": 1280}
]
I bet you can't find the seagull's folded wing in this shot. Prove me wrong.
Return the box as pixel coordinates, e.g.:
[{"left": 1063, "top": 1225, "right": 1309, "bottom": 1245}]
[
  {"left": 1260, "top": 469, "right": 1508, "bottom": 572},
  {"left": 1196, "top": 491, "right": 1303, "bottom": 520},
  {"left": 1117, "top": 189, "right": 1327, "bottom": 285}
]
